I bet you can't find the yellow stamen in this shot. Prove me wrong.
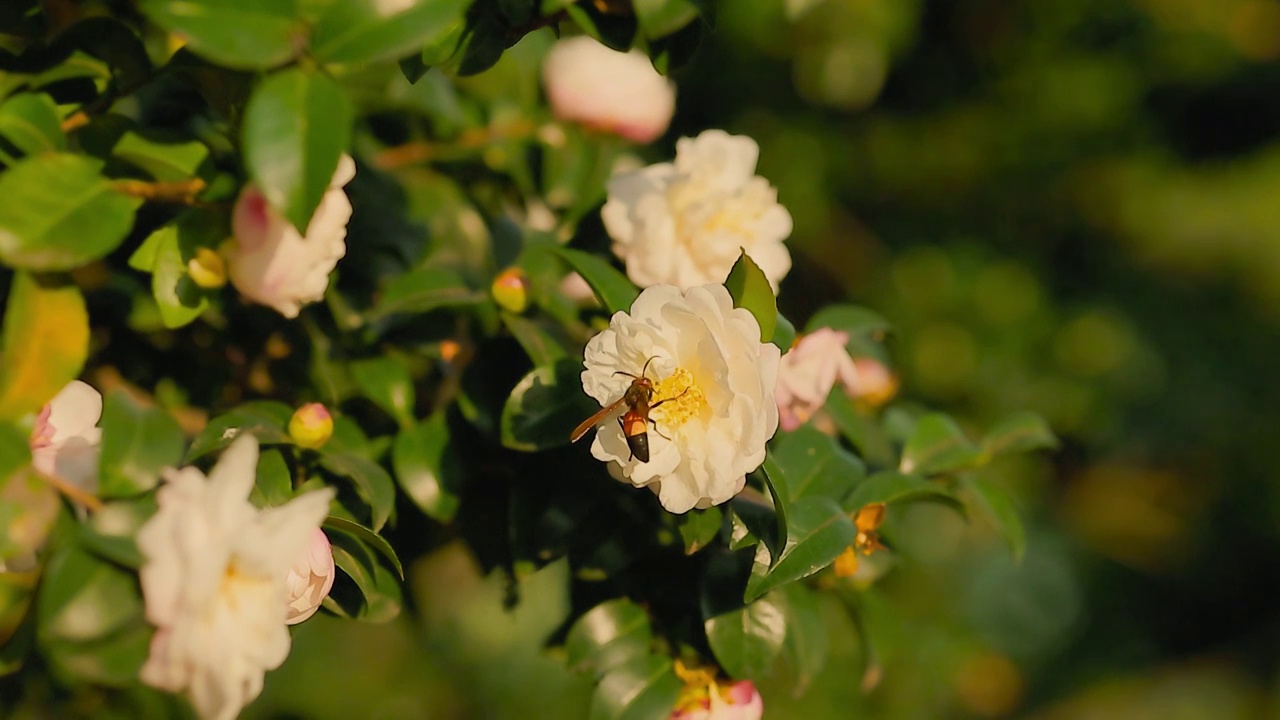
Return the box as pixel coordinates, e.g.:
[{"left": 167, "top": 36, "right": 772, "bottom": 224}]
[{"left": 650, "top": 368, "right": 706, "bottom": 428}]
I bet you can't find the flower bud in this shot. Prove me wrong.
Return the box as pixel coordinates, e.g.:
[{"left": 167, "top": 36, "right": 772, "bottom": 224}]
[
  {"left": 285, "top": 527, "right": 336, "bottom": 625},
  {"left": 833, "top": 545, "right": 860, "bottom": 578},
  {"left": 187, "top": 247, "right": 228, "bottom": 289},
  {"left": 671, "top": 676, "right": 764, "bottom": 720},
  {"left": 851, "top": 357, "right": 899, "bottom": 408},
  {"left": 289, "top": 403, "right": 333, "bottom": 450},
  {"left": 542, "top": 36, "right": 675, "bottom": 143},
  {"left": 491, "top": 267, "right": 530, "bottom": 314}
]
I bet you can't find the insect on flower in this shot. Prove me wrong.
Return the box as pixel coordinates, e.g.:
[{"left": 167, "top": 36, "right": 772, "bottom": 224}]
[{"left": 570, "top": 357, "right": 683, "bottom": 463}]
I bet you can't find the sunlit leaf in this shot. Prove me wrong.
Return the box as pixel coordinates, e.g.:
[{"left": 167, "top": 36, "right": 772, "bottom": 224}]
[
  {"left": 744, "top": 497, "right": 854, "bottom": 602},
  {"left": 566, "top": 598, "right": 653, "bottom": 679},
  {"left": 186, "top": 401, "right": 293, "bottom": 461},
  {"left": 0, "top": 273, "right": 89, "bottom": 421},
  {"left": 705, "top": 591, "right": 788, "bottom": 680},
  {"left": 350, "top": 357, "right": 416, "bottom": 428},
  {"left": 139, "top": 0, "right": 304, "bottom": 70},
  {"left": 900, "top": 413, "right": 982, "bottom": 476},
  {"left": 391, "top": 412, "right": 460, "bottom": 522},
  {"left": 0, "top": 93, "right": 64, "bottom": 156},
  {"left": 588, "top": 654, "right": 682, "bottom": 720},
  {"left": 311, "top": 0, "right": 471, "bottom": 66},
  {"left": 555, "top": 247, "right": 638, "bottom": 315},
  {"left": 770, "top": 424, "right": 866, "bottom": 503},
  {"left": 97, "top": 391, "right": 184, "bottom": 498},
  {"left": 724, "top": 251, "right": 777, "bottom": 342},
  {"left": 677, "top": 506, "right": 722, "bottom": 555}
]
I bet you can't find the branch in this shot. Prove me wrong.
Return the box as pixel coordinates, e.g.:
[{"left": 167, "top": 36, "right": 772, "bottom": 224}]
[{"left": 111, "top": 178, "right": 208, "bottom": 205}]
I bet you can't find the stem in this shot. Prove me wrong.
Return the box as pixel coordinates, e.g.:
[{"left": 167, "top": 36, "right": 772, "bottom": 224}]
[
  {"left": 36, "top": 469, "right": 104, "bottom": 513},
  {"left": 111, "top": 178, "right": 207, "bottom": 205},
  {"left": 373, "top": 119, "right": 539, "bottom": 170}
]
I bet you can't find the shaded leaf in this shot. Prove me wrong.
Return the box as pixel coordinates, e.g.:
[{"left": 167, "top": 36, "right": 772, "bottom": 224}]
[
  {"left": 555, "top": 247, "right": 638, "bottom": 315},
  {"left": 501, "top": 358, "right": 599, "bottom": 452},
  {"left": 744, "top": 497, "right": 855, "bottom": 602},
  {"left": 981, "top": 412, "right": 1059, "bottom": 458},
  {"left": 588, "top": 655, "right": 682, "bottom": 720},
  {"left": 97, "top": 391, "right": 184, "bottom": 498},
  {"left": 966, "top": 477, "right": 1026, "bottom": 562},
  {"left": 705, "top": 591, "right": 787, "bottom": 680},
  {"left": 112, "top": 132, "right": 208, "bottom": 182},
  {"left": 323, "top": 516, "right": 403, "bottom": 580},
  {"left": 186, "top": 401, "right": 293, "bottom": 461},
  {"left": 391, "top": 412, "right": 460, "bottom": 522},
  {"left": 0, "top": 92, "right": 64, "bottom": 155},
  {"left": 319, "top": 451, "right": 395, "bottom": 532},
  {"left": 805, "top": 304, "right": 892, "bottom": 338},
  {"left": 311, "top": 0, "right": 471, "bottom": 67},
  {"left": 677, "top": 506, "right": 721, "bottom": 555},
  {"left": 350, "top": 357, "right": 416, "bottom": 428},
  {"left": 369, "top": 267, "right": 484, "bottom": 320},
  {"left": 843, "top": 471, "right": 965, "bottom": 515},
  {"left": 248, "top": 449, "right": 293, "bottom": 508},
  {"left": 900, "top": 413, "right": 982, "bottom": 476},
  {"left": 566, "top": 598, "right": 653, "bottom": 678},
  {"left": 139, "top": 0, "right": 304, "bottom": 70},
  {"left": 771, "top": 424, "right": 866, "bottom": 503},
  {"left": 823, "top": 390, "right": 894, "bottom": 468}
]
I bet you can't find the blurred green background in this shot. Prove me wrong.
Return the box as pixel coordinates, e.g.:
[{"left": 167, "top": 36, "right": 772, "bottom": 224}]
[{"left": 249, "top": 0, "right": 1280, "bottom": 717}]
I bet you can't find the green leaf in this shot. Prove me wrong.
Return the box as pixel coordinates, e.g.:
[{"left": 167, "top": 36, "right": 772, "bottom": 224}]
[
  {"left": 186, "top": 401, "right": 294, "bottom": 461},
  {"left": 37, "top": 547, "right": 141, "bottom": 644},
  {"left": 632, "top": 0, "right": 700, "bottom": 40},
  {"left": 350, "top": 357, "right": 416, "bottom": 428},
  {"left": 242, "top": 68, "right": 352, "bottom": 233},
  {"left": 779, "top": 583, "right": 828, "bottom": 694},
  {"left": 900, "top": 413, "right": 982, "bottom": 476},
  {"left": 318, "top": 451, "right": 395, "bottom": 532},
  {"left": 502, "top": 313, "right": 569, "bottom": 367},
  {"left": 564, "top": 3, "right": 638, "bottom": 50},
  {"left": 705, "top": 592, "right": 787, "bottom": 681},
  {"left": 744, "top": 497, "right": 855, "bottom": 602},
  {"left": 759, "top": 453, "right": 790, "bottom": 556},
  {"left": 554, "top": 247, "right": 638, "bottom": 315},
  {"left": 730, "top": 495, "right": 780, "bottom": 559},
  {"left": 966, "top": 477, "right": 1026, "bottom": 562},
  {"left": 97, "top": 391, "right": 184, "bottom": 498},
  {"left": 139, "top": 0, "right": 304, "bottom": 70},
  {"left": 981, "top": 412, "right": 1059, "bottom": 458},
  {"left": 42, "top": 623, "right": 151, "bottom": 687},
  {"left": 804, "top": 304, "right": 892, "bottom": 338},
  {"left": 369, "top": 267, "right": 485, "bottom": 320},
  {"left": 311, "top": 0, "right": 471, "bottom": 66},
  {"left": 112, "top": 132, "right": 208, "bottom": 182},
  {"left": 0, "top": 273, "right": 89, "bottom": 421},
  {"left": 566, "top": 598, "right": 653, "bottom": 678},
  {"left": 677, "top": 506, "right": 722, "bottom": 555},
  {"left": 771, "top": 425, "right": 866, "bottom": 502},
  {"left": 772, "top": 311, "right": 796, "bottom": 352},
  {"left": 0, "top": 93, "right": 64, "bottom": 155},
  {"left": 324, "top": 531, "right": 402, "bottom": 623},
  {"left": 842, "top": 471, "right": 965, "bottom": 514},
  {"left": 0, "top": 154, "right": 142, "bottom": 271},
  {"left": 391, "top": 412, "right": 460, "bottom": 522},
  {"left": 500, "top": 358, "right": 599, "bottom": 452},
  {"left": 724, "top": 251, "right": 777, "bottom": 342},
  {"left": 823, "top": 389, "right": 894, "bottom": 468},
  {"left": 323, "top": 516, "right": 403, "bottom": 580},
  {"left": 589, "top": 655, "right": 682, "bottom": 720},
  {"left": 147, "top": 223, "right": 209, "bottom": 330},
  {"left": 248, "top": 449, "right": 293, "bottom": 508}
]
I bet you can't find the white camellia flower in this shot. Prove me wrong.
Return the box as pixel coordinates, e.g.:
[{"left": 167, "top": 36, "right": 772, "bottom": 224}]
[
  {"left": 285, "top": 527, "right": 336, "bottom": 625},
  {"left": 602, "top": 130, "right": 793, "bottom": 291},
  {"left": 542, "top": 36, "right": 676, "bottom": 143},
  {"left": 138, "top": 436, "right": 334, "bottom": 720},
  {"left": 29, "top": 379, "right": 103, "bottom": 493},
  {"left": 580, "top": 284, "right": 780, "bottom": 513},
  {"left": 774, "top": 328, "right": 860, "bottom": 432},
  {"left": 225, "top": 154, "right": 356, "bottom": 319}
]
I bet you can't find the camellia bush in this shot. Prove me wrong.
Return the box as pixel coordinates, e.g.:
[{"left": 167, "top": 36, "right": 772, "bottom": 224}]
[{"left": 0, "top": 1, "right": 1058, "bottom": 718}]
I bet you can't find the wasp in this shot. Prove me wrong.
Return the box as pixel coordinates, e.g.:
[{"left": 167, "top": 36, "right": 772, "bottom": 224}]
[{"left": 571, "top": 357, "right": 681, "bottom": 463}]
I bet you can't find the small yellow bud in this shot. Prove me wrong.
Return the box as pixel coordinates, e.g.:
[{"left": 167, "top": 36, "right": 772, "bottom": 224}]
[
  {"left": 833, "top": 545, "right": 860, "bottom": 578},
  {"left": 187, "top": 247, "right": 227, "bottom": 289},
  {"left": 289, "top": 403, "right": 334, "bottom": 450},
  {"left": 491, "top": 267, "right": 530, "bottom": 314}
]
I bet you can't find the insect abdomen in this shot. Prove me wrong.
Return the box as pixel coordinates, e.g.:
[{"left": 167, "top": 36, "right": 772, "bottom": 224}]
[{"left": 621, "top": 411, "right": 650, "bottom": 463}]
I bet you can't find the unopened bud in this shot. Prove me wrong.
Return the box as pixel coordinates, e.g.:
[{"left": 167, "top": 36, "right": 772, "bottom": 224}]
[
  {"left": 187, "top": 247, "right": 227, "bottom": 289},
  {"left": 289, "top": 403, "right": 333, "bottom": 449},
  {"left": 833, "top": 545, "right": 860, "bottom": 578},
  {"left": 852, "top": 357, "right": 899, "bottom": 408},
  {"left": 491, "top": 267, "right": 530, "bottom": 314}
]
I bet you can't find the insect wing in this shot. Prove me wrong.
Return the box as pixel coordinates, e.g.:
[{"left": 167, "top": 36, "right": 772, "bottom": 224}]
[{"left": 570, "top": 396, "right": 627, "bottom": 443}]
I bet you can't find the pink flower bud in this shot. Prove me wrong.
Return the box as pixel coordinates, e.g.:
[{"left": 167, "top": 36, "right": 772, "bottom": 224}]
[
  {"left": 671, "top": 680, "right": 763, "bottom": 720},
  {"left": 850, "top": 356, "right": 899, "bottom": 407},
  {"left": 285, "top": 527, "right": 336, "bottom": 625},
  {"left": 775, "top": 328, "right": 859, "bottom": 432},
  {"left": 289, "top": 403, "right": 334, "bottom": 450},
  {"left": 542, "top": 36, "right": 676, "bottom": 143},
  {"left": 491, "top": 267, "right": 530, "bottom": 314}
]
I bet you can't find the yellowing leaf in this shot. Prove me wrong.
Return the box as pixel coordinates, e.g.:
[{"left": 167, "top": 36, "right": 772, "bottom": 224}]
[{"left": 0, "top": 273, "right": 90, "bottom": 420}]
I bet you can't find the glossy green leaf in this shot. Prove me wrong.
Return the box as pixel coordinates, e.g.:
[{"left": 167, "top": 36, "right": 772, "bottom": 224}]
[
  {"left": 633, "top": 0, "right": 700, "bottom": 40},
  {"left": 112, "top": 132, "right": 208, "bottom": 182},
  {"left": 139, "top": 0, "right": 304, "bottom": 70},
  {"left": 501, "top": 358, "right": 599, "bottom": 452},
  {"left": 744, "top": 497, "right": 855, "bottom": 602},
  {"left": 823, "top": 389, "right": 894, "bottom": 468},
  {"left": 900, "top": 413, "right": 982, "bottom": 476},
  {"left": 369, "top": 267, "right": 485, "bottom": 320},
  {"left": 981, "top": 411, "right": 1059, "bottom": 458},
  {"left": 730, "top": 496, "right": 778, "bottom": 558},
  {"left": 350, "top": 357, "right": 416, "bottom": 428},
  {"left": 97, "top": 391, "right": 184, "bottom": 498},
  {"left": 724, "top": 251, "right": 777, "bottom": 342},
  {"left": 319, "top": 450, "right": 395, "bottom": 532},
  {"left": 771, "top": 424, "right": 866, "bottom": 502},
  {"left": 242, "top": 68, "right": 352, "bottom": 233},
  {"left": 0, "top": 154, "right": 142, "bottom": 271},
  {"left": 391, "top": 412, "right": 459, "bottom": 521},
  {"left": 566, "top": 598, "right": 653, "bottom": 678},
  {"left": 147, "top": 223, "right": 209, "bottom": 329},
  {"left": 0, "top": 93, "right": 64, "bottom": 156},
  {"left": 805, "top": 304, "right": 892, "bottom": 338},
  {"left": 248, "top": 449, "right": 293, "bottom": 508},
  {"left": 311, "top": 0, "right": 471, "bottom": 66},
  {"left": 0, "top": 273, "right": 89, "bottom": 421},
  {"left": 564, "top": 3, "right": 638, "bottom": 50},
  {"left": 772, "top": 311, "right": 796, "bottom": 352},
  {"left": 759, "top": 453, "right": 790, "bottom": 555},
  {"left": 677, "top": 506, "right": 722, "bottom": 555},
  {"left": 588, "top": 655, "right": 682, "bottom": 720},
  {"left": 842, "top": 470, "right": 965, "bottom": 514},
  {"left": 323, "top": 516, "right": 403, "bottom": 580},
  {"left": 502, "top": 312, "right": 569, "bottom": 367},
  {"left": 186, "top": 401, "right": 294, "bottom": 461},
  {"left": 325, "top": 531, "right": 403, "bottom": 623},
  {"left": 38, "top": 547, "right": 141, "bottom": 644},
  {"left": 966, "top": 477, "right": 1026, "bottom": 562},
  {"left": 554, "top": 247, "right": 638, "bottom": 315},
  {"left": 705, "top": 591, "right": 788, "bottom": 680},
  {"left": 779, "top": 583, "right": 829, "bottom": 694}
]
